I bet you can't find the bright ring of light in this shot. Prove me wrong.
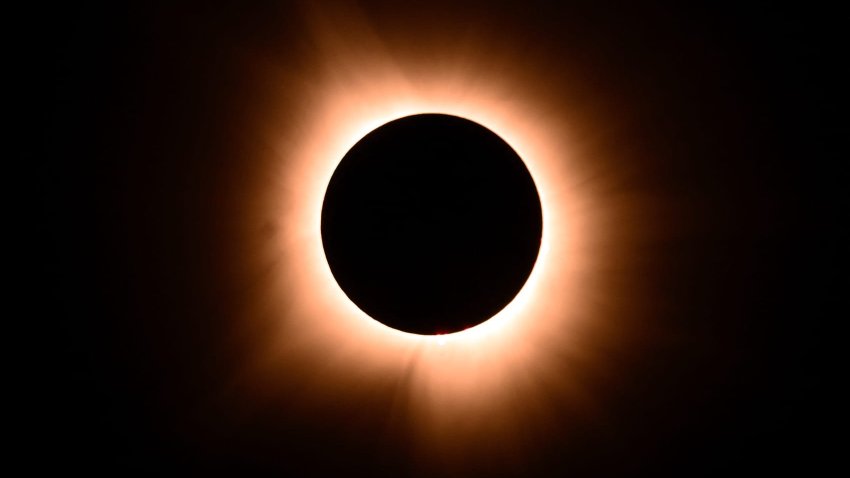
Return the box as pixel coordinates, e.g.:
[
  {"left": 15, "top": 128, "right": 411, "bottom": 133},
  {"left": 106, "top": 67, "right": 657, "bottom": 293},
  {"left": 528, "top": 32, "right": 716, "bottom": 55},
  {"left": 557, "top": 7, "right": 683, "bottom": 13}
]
[
  {"left": 247, "top": 8, "right": 604, "bottom": 447},
  {"left": 270, "top": 86, "right": 589, "bottom": 394}
]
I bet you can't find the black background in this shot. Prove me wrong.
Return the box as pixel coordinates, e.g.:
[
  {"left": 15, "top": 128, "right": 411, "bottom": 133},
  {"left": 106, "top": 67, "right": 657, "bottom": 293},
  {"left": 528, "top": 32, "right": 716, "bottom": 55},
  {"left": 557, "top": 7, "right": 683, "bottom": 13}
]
[{"left": 33, "top": 1, "right": 839, "bottom": 475}]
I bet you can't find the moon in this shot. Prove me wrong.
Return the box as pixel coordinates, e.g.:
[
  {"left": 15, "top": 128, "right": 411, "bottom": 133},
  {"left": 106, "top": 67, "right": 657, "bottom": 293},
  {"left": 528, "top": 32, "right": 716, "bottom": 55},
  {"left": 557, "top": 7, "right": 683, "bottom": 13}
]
[{"left": 321, "top": 114, "right": 543, "bottom": 335}]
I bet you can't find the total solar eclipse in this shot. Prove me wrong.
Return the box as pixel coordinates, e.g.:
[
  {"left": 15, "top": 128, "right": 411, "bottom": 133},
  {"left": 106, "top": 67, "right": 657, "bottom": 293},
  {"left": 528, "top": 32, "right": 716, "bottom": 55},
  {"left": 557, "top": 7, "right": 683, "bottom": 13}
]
[{"left": 321, "top": 114, "right": 543, "bottom": 335}]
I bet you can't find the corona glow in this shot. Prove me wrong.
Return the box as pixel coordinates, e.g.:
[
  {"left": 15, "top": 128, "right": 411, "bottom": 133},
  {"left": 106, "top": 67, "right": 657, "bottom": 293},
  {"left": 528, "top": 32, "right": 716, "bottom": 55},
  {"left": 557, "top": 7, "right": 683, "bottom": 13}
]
[{"left": 224, "top": 2, "right": 633, "bottom": 463}]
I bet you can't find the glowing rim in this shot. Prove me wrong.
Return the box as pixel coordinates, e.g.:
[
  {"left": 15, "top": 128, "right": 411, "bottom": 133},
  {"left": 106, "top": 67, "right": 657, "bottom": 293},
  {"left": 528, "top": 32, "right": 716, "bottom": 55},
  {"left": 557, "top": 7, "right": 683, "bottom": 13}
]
[{"left": 273, "top": 85, "right": 584, "bottom": 355}]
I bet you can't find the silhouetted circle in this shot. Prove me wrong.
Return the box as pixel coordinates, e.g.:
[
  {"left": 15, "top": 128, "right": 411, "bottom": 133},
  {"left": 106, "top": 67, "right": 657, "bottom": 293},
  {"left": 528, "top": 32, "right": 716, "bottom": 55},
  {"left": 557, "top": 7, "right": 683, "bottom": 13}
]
[{"left": 321, "top": 114, "right": 542, "bottom": 335}]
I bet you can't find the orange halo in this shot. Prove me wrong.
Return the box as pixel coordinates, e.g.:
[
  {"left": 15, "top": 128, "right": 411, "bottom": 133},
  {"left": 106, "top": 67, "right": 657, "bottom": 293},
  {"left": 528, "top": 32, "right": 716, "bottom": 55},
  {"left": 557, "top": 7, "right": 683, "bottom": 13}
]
[{"left": 235, "top": 3, "right": 615, "bottom": 459}]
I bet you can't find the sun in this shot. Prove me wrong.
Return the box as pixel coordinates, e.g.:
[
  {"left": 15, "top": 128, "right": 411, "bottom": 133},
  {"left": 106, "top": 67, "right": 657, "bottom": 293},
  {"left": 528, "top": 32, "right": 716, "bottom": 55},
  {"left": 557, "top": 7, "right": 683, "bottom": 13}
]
[{"left": 269, "top": 70, "right": 585, "bottom": 380}]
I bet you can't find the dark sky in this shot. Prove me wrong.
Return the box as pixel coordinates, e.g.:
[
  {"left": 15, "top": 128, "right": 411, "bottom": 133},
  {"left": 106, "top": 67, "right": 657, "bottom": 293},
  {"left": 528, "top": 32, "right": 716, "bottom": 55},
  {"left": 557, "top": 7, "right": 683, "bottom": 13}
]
[{"left": 36, "top": 1, "right": 838, "bottom": 475}]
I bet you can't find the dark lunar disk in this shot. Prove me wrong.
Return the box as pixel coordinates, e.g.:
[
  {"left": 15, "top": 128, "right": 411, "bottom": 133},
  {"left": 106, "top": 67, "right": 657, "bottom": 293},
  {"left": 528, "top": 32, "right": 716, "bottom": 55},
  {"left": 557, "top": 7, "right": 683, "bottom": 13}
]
[{"left": 321, "top": 114, "right": 542, "bottom": 335}]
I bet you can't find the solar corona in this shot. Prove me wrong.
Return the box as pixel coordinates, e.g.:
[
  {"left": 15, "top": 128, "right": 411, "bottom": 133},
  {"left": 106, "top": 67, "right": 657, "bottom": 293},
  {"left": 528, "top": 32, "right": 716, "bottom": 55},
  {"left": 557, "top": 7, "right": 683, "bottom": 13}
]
[{"left": 46, "top": 1, "right": 815, "bottom": 475}]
